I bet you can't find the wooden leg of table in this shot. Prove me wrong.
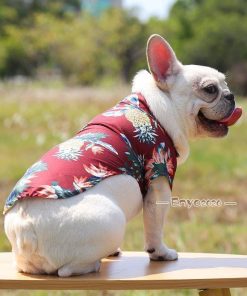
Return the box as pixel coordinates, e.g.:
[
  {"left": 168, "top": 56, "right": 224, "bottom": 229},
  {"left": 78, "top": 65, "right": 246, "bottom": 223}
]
[{"left": 199, "top": 288, "right": 231, "bottom": 296}]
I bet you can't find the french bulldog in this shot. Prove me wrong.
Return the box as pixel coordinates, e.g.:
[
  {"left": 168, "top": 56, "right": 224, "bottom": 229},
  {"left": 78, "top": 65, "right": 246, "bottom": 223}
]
[{"left": 4, "top": 34, "right": 242, "bottom": 277}]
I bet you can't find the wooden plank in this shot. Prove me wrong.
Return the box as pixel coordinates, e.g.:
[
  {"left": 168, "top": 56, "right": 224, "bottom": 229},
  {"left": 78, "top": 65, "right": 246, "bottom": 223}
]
[
  {"left": 199, "top": 288, "right": 231, "bottom": 296},
  {"left": 0, "top": 252, "right": 247, "bottom": 290}
]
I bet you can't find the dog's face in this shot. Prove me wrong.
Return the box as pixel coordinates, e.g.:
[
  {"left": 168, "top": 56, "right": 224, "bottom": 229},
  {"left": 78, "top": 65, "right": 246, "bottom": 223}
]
[{"left": 146, "top": 35, "right": 242, "bottom": 138}]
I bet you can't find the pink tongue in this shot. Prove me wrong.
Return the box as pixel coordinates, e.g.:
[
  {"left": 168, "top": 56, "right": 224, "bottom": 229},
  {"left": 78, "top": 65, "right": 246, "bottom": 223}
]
[{"left": 219, "top": 107, "right": 242, "bottom": 126}]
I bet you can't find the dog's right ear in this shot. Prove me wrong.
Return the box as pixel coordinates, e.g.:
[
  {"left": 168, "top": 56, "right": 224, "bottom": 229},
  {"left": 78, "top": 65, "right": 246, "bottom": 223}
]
[{"left": 146, "top": 34, "right": 182, "bottom": 85}]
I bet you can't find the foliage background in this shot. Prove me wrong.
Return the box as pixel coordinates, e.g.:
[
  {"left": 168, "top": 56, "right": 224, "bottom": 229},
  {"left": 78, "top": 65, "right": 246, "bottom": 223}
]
[
  {"left": 0, "top": 1, "right": 246, "bottom": 295},
  {"left": 0, "top": 0, "right": 246, "bottom": 93}
]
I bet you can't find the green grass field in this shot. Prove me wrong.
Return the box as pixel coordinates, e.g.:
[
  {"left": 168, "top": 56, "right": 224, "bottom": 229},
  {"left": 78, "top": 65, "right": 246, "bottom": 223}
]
[{"left": 0, "top": 84, "right": 246, "bottom": 296}]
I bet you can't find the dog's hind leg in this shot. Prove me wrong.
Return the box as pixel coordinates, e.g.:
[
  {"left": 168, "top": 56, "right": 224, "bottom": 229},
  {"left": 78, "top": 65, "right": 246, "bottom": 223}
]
[
  {"left": 4, "top": 202, "right": 57, "bottom": 275},
  {"left": 58, "top": 260, "right": 101, "bottom": 277}
]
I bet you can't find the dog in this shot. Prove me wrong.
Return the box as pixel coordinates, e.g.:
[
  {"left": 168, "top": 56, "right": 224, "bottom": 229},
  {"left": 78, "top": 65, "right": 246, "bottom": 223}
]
[{"left": 4, "top": 34, "right": 242, "bottom": 277}]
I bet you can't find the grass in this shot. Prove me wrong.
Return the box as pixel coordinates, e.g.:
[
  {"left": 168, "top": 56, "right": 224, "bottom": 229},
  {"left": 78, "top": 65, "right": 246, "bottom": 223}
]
[{"left": 0, "top": 83, "right": 246, "bottom": 296}]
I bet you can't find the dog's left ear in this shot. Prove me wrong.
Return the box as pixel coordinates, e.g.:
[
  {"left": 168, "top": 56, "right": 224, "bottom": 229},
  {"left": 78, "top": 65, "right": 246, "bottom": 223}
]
[{"left": 147, "top": 34, "right": 182, "bottom": 86}]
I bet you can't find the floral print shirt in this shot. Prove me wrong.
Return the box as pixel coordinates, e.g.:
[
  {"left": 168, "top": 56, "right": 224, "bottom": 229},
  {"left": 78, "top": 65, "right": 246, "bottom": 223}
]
[{"left": 4, "top": 93, "right": 178, "bottom": 214}]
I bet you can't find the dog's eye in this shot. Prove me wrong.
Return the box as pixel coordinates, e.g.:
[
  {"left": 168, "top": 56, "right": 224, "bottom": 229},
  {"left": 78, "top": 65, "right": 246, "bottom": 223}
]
[{"left": 203, "top": 85, "right": 218, "bottom": 95}]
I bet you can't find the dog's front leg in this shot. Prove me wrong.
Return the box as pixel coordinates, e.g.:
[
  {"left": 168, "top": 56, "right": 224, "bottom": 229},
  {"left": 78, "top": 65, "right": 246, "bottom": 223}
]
[{"left": 143, "top": 177, "right": 178, "bottom": 261}]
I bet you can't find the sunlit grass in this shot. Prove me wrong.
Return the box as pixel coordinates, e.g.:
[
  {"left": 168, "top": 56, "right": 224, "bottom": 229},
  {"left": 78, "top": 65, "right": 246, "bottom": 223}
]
[{"left": 0, "top": 85, "right": 246, "bottom": 296}]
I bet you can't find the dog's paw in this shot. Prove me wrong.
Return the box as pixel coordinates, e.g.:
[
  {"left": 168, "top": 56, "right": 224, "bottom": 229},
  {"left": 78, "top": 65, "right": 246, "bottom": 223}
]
[
  {"left": 108, "top": 248, "right": 122, "bottom": 257},
  {"left": 146, "top": 246, "right": 178, "bottom": 261}
]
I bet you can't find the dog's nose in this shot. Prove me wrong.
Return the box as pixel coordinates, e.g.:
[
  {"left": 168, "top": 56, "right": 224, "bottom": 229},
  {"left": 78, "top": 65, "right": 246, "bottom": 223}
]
[{"left": 225, "top": 93, "right": 234, "bottom": 101}]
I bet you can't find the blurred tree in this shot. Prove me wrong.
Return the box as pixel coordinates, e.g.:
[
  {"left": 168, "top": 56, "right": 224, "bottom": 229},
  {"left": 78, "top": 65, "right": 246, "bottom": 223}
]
[
  {"left": 0, "top": 0, "right": 246, "bottom": 93},
  {"left": 0, "top": 8, "right": 145, "bottom": 84},
  {"left": 0, "top": 0, "right": 82, "bottom": 23},
  {"left": 97, "top": 8, "right": 145, "bottom": 82}
]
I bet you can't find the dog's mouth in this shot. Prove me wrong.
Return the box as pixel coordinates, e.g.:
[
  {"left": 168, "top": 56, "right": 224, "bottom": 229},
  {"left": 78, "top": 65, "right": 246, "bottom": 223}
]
[{"left": 197, "top": 107, "right": 242, "bottom": 136}]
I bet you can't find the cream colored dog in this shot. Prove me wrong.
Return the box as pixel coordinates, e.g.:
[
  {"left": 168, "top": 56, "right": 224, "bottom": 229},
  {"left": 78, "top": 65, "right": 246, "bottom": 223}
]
[{"left": 4, "top": 35, "right": 242, "bottom": 277}]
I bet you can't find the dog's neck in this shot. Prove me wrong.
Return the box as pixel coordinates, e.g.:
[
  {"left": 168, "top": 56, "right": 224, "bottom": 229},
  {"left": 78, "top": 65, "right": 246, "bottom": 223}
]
[{"left": 132, "top": 70, "right": 189, "bottom": 165}]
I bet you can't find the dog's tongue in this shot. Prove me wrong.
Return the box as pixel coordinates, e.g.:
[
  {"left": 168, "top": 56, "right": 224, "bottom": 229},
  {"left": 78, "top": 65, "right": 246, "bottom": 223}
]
[{"left": 218, "top": 107, "right": 242, "bottom": 126}]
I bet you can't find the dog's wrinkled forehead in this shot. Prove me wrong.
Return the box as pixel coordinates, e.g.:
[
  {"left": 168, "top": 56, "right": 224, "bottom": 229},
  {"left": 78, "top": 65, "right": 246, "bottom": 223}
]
[{"left": 181, "top": 65, "right": 227, "bottom": 89}]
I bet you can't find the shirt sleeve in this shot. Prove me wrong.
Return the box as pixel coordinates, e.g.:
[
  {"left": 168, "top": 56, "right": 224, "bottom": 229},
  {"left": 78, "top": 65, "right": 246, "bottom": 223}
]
[{"left": 144, "top": 142, "right": 176, "bottom": 191}]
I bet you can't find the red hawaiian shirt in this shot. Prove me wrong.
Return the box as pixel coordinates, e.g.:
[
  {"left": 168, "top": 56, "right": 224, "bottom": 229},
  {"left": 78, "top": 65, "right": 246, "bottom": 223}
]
[{"left": 4, "top": 93, "right": 177, "bottom": 214}]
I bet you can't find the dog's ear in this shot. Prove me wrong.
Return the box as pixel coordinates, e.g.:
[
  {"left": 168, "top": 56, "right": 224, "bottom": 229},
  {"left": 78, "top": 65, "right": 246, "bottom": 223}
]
[{"left": 147, "top": 34, "right": 182, "bottom": 85}]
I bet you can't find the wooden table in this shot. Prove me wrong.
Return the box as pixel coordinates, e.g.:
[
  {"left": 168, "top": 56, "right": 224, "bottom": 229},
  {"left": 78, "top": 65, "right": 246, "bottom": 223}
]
[{"left": 1, "top": 252, "right": 247, "bottom": 295}]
